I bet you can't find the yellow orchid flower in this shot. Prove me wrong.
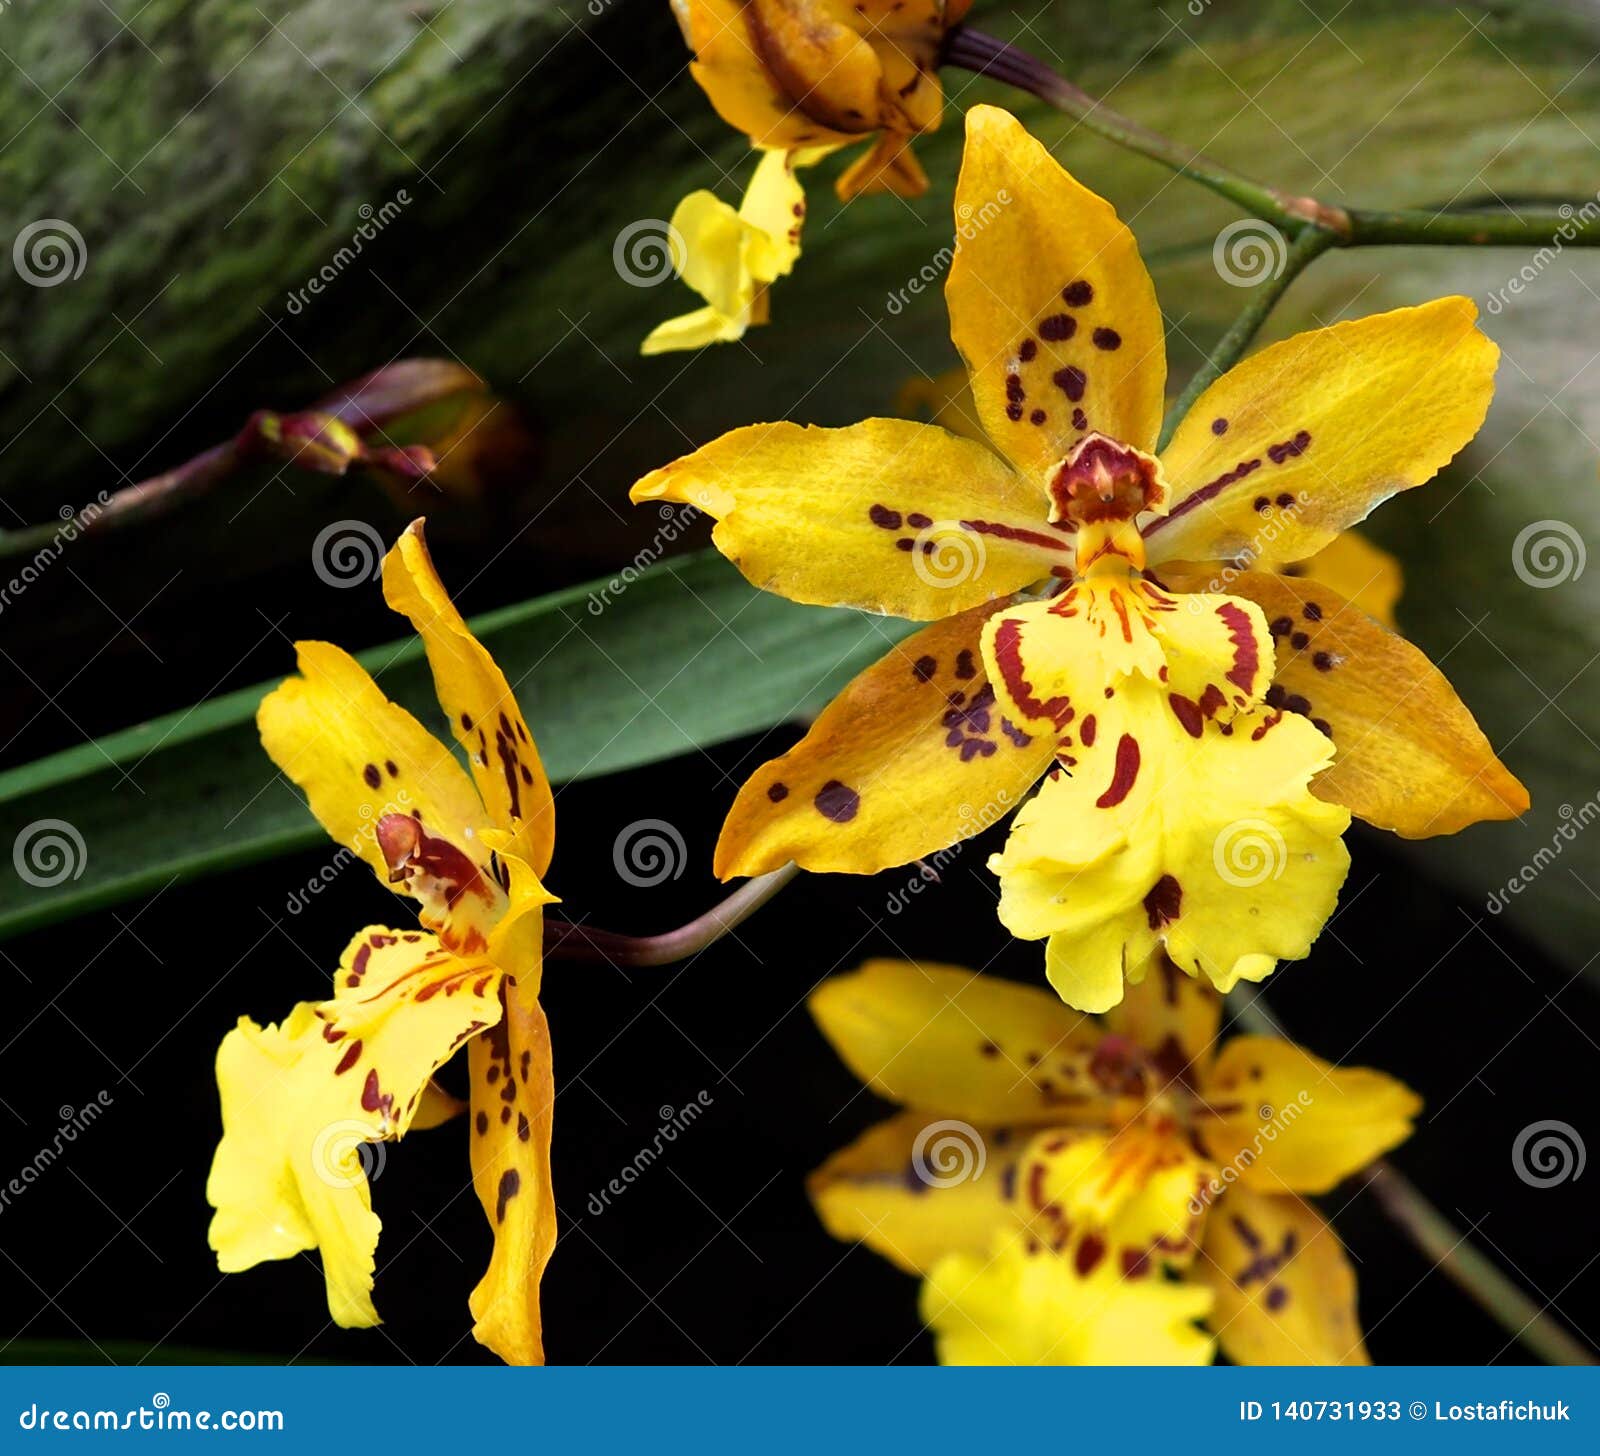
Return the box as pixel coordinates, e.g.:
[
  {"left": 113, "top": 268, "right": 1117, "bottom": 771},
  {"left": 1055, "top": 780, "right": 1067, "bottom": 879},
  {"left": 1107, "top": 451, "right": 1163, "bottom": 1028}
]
[
  {"left": 671, "top": 0, "right": 971, "bottom": 200},
  {"left": 632, "top": 105, "right": 1526, "bottom": 1011},
  {"left": 897, "top": 367, "right": 1405, "bottom": 630},
  {"left": 643, "top": 147, "right": 827, "bottom": 355},
  {"left": 206, "top": 520, "right": 559, "bottom": 1366},
  {"left": 808, "top": 959, "right": 1420, "bottom": 1365}
]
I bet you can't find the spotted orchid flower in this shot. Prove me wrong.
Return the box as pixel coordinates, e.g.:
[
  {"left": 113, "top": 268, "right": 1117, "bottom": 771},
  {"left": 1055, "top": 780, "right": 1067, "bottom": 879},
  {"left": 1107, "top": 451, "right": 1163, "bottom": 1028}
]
[
  {"left": 206, "top": 521, "right": 559, "bottom": 1366},
  {"left": 643, "top": 147, "right": 830, "bottom": 355},
  {"left": 672, "top": 0, "right": 971, "bottom": 200},
  {"left": 632, "top": 106, "right": 1525, "bottom": 1012},
  {"left": 808, "top": 959, "right": 1419, "bottom": 1365}
]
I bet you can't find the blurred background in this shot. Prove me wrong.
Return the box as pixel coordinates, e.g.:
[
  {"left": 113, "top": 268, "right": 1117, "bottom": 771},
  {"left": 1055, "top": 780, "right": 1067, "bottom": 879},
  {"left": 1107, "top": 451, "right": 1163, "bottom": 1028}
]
[{"left": 0, "top": 0, "right": 1596, "bottom": 1363}]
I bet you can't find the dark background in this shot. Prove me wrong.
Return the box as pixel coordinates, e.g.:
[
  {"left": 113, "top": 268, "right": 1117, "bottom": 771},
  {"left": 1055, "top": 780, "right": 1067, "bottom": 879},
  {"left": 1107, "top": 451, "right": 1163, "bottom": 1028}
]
[{"left": 0, "top": 660, "right": 1595, "bottom": 1363}]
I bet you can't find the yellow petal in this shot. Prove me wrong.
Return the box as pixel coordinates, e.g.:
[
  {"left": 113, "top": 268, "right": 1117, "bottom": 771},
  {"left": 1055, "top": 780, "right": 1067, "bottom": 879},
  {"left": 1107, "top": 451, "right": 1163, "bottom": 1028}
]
[
  {"left": 1196, "top": 1035, "right": 1419, "bottom": 1196},
  {"left": 207, "top": 929, "right": 503, "bottom": 1328},
  {"left": 1290, "top": 530, "right": 1402, "bottom": 630},
  {"left": 256, "top": 639, "right": 495, "bottom": 907},
  {"left": 632, "top": 418, "right": 1071, "bottom": 619},
  {"left": 1197, "top": 1187, "right": 1371, "bottom": 1365},
  {"left": 642, "top": 304, "right": 747, "bottom": 356},
  {"left": 947, "top": 106, "right": 1167, "bottom": 480},
  {"left": 809, "top": 959, "right": 1103, "bottom": 1122},
  {"left": 383, "top": 521, "right": 555, "bottom": 876},
  {"left": 983, "top": 588, "right": 1350, "bottom": 1010},
  {"left": 1167, "top": 568, "right": 1527, "bottom": 836},
  {"left": 467, "top": 990, "right": 558, "bottom": 1366},
  {"left": 922, "top": 1234, "right": 1214, "bottom": 1366},
  {"left": 808, "top": 1111, "right": 1026, "bottom": 1274},
  {"left": 715, "top": 602, "right": 1054, "bottom": 878},
  {"left": 737, "top": 148, "right": 812, "bottom": 282},
  {"left": 1103, "top": 954, "right": 1224, "bottom": 1089},
  {"left": 1148, "top": 298, "right": 1498, "bottom": 567},
  {"left": 676, "top": 0, "right": 857, "bottom": 150},
  {"left": 837, "top": 131, "right": 929, "bottom": 199}
]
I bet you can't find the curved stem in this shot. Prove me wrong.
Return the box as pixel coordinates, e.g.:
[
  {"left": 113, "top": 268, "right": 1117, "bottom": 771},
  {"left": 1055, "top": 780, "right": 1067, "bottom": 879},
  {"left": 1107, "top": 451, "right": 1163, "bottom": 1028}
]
[
  {"left": 544, "top": 862, "right": 799, "bottom": 967},
  {"left": 1346, "top": 204, "right": 1600, "bottom": 248},
  {"left": 943, "top": 27, "right": 1348, "bottom": 236},
  {"left": 1157, "top": 223, "right": 1339, "bottom": 450},
  {"left": 1230, "top": 991, "right": 1597, "bottom": 1366}
]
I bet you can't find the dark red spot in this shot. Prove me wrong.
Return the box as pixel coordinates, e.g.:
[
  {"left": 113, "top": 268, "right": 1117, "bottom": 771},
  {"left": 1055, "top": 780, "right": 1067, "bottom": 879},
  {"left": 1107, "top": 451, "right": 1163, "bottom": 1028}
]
[
  {"left": 1095, "top": 734, "right": 1140, "bottom": 808},
  {"left": 1144, "top": 874, "right": 1182, "bottom": 929},
  {"left": 1005, "top": 403, "right": 1023, "bottom": 421},
  {"left": 476, "top": 1111, "right": 488, "bottom": 1135},
  {"left": 1018, "top": 338, "right": 1038, "bottom": 362},
  {"left": 869, "top": 503, "right": 902, "bottom": 530},
  {"left": 334, "top": 1039, "right": 363, "bottom": 1074},
  {"left": 1075, "top": 1232, "right": 1108, "bottom": 1275},
  {"left": 1253, "top": 496, "right": 1270, "bottom": 514},
  {"left": 955, "top": 649, "right": 976, "bottom": 680},
  {"left": 907, "top": 512, "right": 932, "bottom": 529},
  {"left": 1092, "top": 327, "right": 1121, "bottom": 351},
  {"left": 1030, "top": 408, "right": 1047, "bottom": 425},
  {"left": 1276, "top": 493, "right": 1295, "bottom": 509},
  {"left": 1168, "top": 694, "right": 1203, "bottom": 738},
  {"left": 1312, "top": 717, "right": 1332, "bottom": 736},
  {"left": 1267, "top": 429, "right": 1312, "bottom": 465},
  {"left": 460, "top": 713, "right": 473, "bottom": 731},
  {"left": 1061, "top": 280, "right": 1093, "bottom": 306},
  {"left": 1145, "top": 458, "right": 1262, "bottom": 538},
  {"left": 1211, "top": 417, "right": 1229, "bottom": 436},
  {"left": 517, "top": 1112, "right": 531, "bottom": 1142},
  {"left": 1217, "top": 602, "right": 1260, "bottom": 691},
  {"left": 495, "top": 1169, "right": 520, "bottom": 1223},
  {"left": 1265, "top": 1284, "right": 1289, "bottom": 1311},
  {"left": 1269, "top": 616, "right": 1292, "bottom": 637},
  {"left": 1052, "top": 366, "right": 1086, "bottom": 402},
  {"left": 1072, "top": 408, "right": 1088, "bottom": 431},
  {"left": 360, "top": 1068, "right": 387, "bottom": 1114},
  {"left": 913, "top": 654, "right": 937, "bottom": 682},
  {"left": 1039, "top": 314, "right": 1076, "bottom": 341},
  {"left": 1005, "top": 373, "right": 1025, "bottom": 402},
  {"left": 1080, "top": 713, "right": 1097, "bottom": 747},
  {"left": 1303, "top": 602, "right": 1323, "bottom": 621},
  {"left": 814, "top": 781, "right": 860, "bottom": 823},
  {"left": 979, "top": 1041, "right": 1000, "bottom": 1059},
  {"left": 362, "top": 763, "right": 381, "bottom": 789},
  {"left": 1290, "top": 631, "right": 1310, "bottom": 650},
  {"left": 1122, "top": 1248, "right": 1152, "bottom": 1278},
  {"left": 895, "top": 538, "right": 914, "bottom": 551}
]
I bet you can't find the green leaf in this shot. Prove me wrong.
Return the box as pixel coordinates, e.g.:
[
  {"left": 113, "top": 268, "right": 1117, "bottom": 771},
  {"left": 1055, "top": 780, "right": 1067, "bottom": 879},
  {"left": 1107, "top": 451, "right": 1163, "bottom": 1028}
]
[{"left": 0, "top": 551, "right": 912, "bottom": 941}]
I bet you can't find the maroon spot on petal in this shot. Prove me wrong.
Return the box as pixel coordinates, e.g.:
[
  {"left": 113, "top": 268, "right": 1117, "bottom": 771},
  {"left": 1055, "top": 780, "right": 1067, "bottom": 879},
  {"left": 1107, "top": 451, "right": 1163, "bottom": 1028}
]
[
  {"left": 1030, "top": 408, "right": 1047, "bottom": 425},
  {"left": 1080, "top": 713, "right": 1097, "bottom": 747},
  {"left": 979, "top": 1041, "right": 1000, "bottom": 1059},
  {"left": 1061, "top": 279, "right": 1093, "bottom": 306},
  {"left": 384, "top": 760, "right": 398, "bottom": 778},
  {"left": 1303, "top": 602, "right": 1323, "bottom": 621},
  {"left": 1217, "top": 602, "right": 1260, "bottom": 691},
  {"left": 1039, "top": 314, "right": 1076, "bottom": 341},
  {"left": 1265, "top": 1284, "right": 1290, "bottom": 1311},
  {"left": 913, "top": 654, "right": 937, "bottom": 682},
  {"left": 1122, "top": 1248, "right": 1152, "bottom": 1278},
  {"left": 362, "top": 763, "right": 381, "bottom": 789},
  {"left": 1267, "top": 429, "right": 1312, "bottom": 465},
  {"left": 476, "top": 1111, "right": 488, "bottom": 1136},
  {"left": 1211, "top": 417, "right": 1229, "bottom": 436},
  {"left": 814, "top": 781, "right": 860, "bottom": 823},
  {"left": 1144, "top": 874, "right": 1182, "bottom": 929},
  {"left": 334, "top": 1040, "right": 363, "bottom": 1075},
  {"left": 895, "top": 537, "right": 914, "bottom": 551},
  {"left": 1074, "top": 1232, "right": 1108, "bottom": 1276},
  {"left": 495, "top": 1169, "right": 521, "bottom": 1223},
  {"left": 1072, "top": 408, "right": 1088, "bottom": 431},
  {"left": 1144, "top": 458, "right": 1262, "bottom": 539},
  {"left": 1006, "top": 373, "right": 1026, "bottom": 402},
  {"left": 360, "top": 1068, "right": 385, "bottom": 1113},
  {"left": 1283, "top": 693, "right": 1312, "bottom": 716},
  {"left": 1168, "top": 694, "right": 1203, "bottom": 738},
  {"left": 460, "top": 713, "right": 473, "bottom": 731},
  {"left": 1290, "top": 631, "right": 1310, "bottom": 651},
  {"left": 517, "top": 1112, "right": 531, "bottom": 1142},
  {"left": 1006, "top": 403, "right": 1024, "bottom": 421},
  {"left": 1052, "top": 365, "right": 1086, "bottom": 402},
  {"left": 1019, "top": 338, "right": 1038, "bottom": 362},
  {"left": 869, "top": 503, "right": 902, "bottom": 530},
  {"left": 1269, "top": 616, "right": 1292, "bottom": 638},
  {"left": 1312, "top": 716, "right": 1333, "bottom": 736},
  {"left": 907, "top": 512, "right": 933, "bottom": 529},
  {"left": 1092, "top": 327, "right": 1121, "bottom": 351},
  {"left": 1095, "top": 734, "right": 1140, "bottom": 808},
  {"left": 1253, "top": 496, "right": 1271, "bottom": 514},
  {"left": 1276, "top": 492, "right": 1296, "bottom": 508}
]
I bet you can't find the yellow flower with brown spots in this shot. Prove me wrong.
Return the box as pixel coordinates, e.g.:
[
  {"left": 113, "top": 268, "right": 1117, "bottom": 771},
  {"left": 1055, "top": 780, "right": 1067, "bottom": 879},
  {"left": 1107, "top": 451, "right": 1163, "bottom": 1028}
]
[
  {"left": 206, "top": 520, "right": 559, "bottom": 1366},
  {"left": 632, "top": 106, "right": 1525, "bottom": 1012},
  {"left": 809, "top": 960, "right": 1419, "bottom": 1365},
  {"left": 672, "top": 0, "right": 971, "bottom": 200}
]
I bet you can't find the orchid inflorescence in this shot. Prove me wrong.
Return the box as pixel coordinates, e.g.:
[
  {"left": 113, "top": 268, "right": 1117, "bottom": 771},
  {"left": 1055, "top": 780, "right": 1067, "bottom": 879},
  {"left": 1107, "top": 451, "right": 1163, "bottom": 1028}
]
[{"left": 205, "top": 1, "right": 1563, "bottom": 1368}]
